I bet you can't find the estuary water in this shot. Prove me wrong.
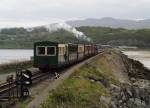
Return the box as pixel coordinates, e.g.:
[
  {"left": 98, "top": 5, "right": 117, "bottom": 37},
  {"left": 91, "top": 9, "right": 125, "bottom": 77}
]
[
  {"left": 123, "top": 50, "right": 150, "bottom": 69},
  {"left": 0, "top": 49, "right": 149, "bottom": 68},
  {"left": 0, "top": 49, "right": 33, "bottom": 64},
  {"left": 0, "top": 49, "right": 150, "bottom": 81}
]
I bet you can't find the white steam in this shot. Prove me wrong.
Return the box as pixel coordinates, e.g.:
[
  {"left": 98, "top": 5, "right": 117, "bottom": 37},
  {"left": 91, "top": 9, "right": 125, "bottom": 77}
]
[{"left": 45, "top": 22, "right": 92, "bottom": 42}]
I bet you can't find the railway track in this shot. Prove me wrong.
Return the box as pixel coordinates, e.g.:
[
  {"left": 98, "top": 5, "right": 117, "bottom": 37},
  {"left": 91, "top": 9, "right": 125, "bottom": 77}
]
[
  {"left": 0, "top": 70, "right": 49, "bottom": 96},
  {"left": 0, "top": 54, "right": 100, "bottom": 101}
]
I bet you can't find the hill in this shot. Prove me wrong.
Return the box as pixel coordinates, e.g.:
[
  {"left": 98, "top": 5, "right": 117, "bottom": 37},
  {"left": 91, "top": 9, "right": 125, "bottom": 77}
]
[
  {"left": 67, "top": 17, "right": 150, "bottom": 29},
  {"left": 0, "top": 27, "right": 87, "bottom": 49},
  {"left": 77, "top": 26, "right": 150, "bottom": 48},
  {"left": 0, "top": 25, "right": 150, "bottom": 48}
]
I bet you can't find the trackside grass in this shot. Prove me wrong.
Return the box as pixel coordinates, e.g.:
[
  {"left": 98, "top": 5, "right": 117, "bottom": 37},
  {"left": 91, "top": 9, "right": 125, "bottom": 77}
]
[{"left": 39, "top": 50, "right": 120, "bottom": 108}]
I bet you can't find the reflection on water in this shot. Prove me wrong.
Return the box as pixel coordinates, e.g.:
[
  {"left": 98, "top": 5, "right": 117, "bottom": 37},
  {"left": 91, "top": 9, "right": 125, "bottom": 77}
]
[
  {"left": 0, "top": 49, "right": 33, "bottom": 64},
  {"left": 123, "top": 50, "right": 150, "bottom": 69}
]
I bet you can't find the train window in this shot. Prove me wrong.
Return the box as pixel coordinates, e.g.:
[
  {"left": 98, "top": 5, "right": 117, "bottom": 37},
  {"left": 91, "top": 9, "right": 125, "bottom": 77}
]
[
  {"left": 37, "top": 47, "right": 45, "bottom": 55},
  {"left": 60, "top": 47, "right": 62, "bottom": 54},
  {"left": 59, "top": 48, "right": 61, "bottom": 55},
  {"left": 47, "top": 47, "right": 56, "bottom": 56},
  {"left": 59, "top": 47, "right": 65, "bottom": 55},
  {"left": 62, "top": 47, "right": 65, "bottom": 54},
  {"left": 59, "top": 47, "right": 61, "bottom": 55},
  {"left": 60, "top": 48, "right": 62, "bottom": 54}
]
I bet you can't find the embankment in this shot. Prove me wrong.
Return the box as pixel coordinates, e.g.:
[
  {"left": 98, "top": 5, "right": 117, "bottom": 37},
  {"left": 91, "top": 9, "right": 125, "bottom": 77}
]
[
  {"left": 0, "top": 60, "right": 32, "bottom": 74},
  {"left": 38, "top": 49, "right": 150, "bottom": 108}
]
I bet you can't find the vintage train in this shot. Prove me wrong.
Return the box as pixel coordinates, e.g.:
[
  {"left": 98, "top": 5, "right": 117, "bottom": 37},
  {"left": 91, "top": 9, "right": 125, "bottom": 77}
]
[{"left": 33, "top": 41, "right": 98, "bottom": 71}]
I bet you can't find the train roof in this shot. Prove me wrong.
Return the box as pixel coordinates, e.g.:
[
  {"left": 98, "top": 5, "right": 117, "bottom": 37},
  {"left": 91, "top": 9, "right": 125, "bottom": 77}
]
[
  {"left": 34, "top": 41, "right": 78, "bottom": 45},
  {"left": 34, "top": 41, "right": 96, "bottom": 46},
  {"left": 34, "top": 41, "right": 58, "bottom": 44}
]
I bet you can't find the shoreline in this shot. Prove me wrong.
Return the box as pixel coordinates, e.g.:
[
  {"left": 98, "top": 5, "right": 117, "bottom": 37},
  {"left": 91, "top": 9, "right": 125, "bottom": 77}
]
[
  {"left": 0, "top": 60, "right": 32, "bottom": 74},
  {"left": 0, "top": 48, "right": 33, "bottom": 50},
  {"left": 122, "top": 50, "right": 150, "bottom": 69}
]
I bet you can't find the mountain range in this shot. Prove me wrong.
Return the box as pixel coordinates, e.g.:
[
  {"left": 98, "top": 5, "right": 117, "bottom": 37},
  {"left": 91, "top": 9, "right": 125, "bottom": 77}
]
[
  {"left": 0, "top": 17, "right": 150, "bottom": 48},
  {"left": 66, "top": 17, "right": 150, "bottom": 29}
]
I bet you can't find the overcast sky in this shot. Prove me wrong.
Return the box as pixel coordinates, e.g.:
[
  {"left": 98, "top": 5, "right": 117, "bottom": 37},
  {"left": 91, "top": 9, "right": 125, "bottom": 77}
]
[{"left": 0, "top": 0, "right": 150, "bottom": 28}]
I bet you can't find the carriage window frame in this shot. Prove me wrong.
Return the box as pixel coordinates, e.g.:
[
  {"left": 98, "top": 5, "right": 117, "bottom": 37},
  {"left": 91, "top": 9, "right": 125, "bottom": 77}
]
[
  {"left": 36, "top": 46, "right": 46, "bottom": 56},
  {"left": 47, "top": 46, "right": 56, "bottom": 56},
  {"left": 36, "top": 46, "right": 56, "bottom": 56}
]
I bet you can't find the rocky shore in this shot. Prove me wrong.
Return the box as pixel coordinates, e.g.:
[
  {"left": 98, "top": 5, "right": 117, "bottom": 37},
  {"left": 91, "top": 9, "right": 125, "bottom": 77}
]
[{"left": 100, "top": 49, "right": 150, "bottom": 108}]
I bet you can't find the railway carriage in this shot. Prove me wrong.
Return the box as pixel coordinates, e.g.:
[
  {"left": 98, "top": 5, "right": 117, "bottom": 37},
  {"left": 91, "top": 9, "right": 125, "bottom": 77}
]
[
  {"left": 84, "top": 44, "right": 93, "bottom": 57},
  {"left": 68, "top": 43, "right": 78, "bottom": 64},
  {"left": 33, "top": 41, "right": 98, "bottom": 71},
  {"left": 91, "top": 44, "right": 96, "bottom": 55},
  {"left": 94, "top": 45, "right": 98, "bottom": 54},
  {"left": 34, "top": 41, "right": 58, "bottom": 71},
  {"left": 77, "top": 44, "right": 85, "bottom": 61},
  {"left": 88, "top": 44, "right": 92, "bottom": 55},
  {"left": 58, "top": 44, "right": 68, "bottom": 66},
  {"left": 84, "top": 45, "right": 89, "bottom": 57},
  {"left": 34, "top": 41, "right": 78, "bottom": 71}
]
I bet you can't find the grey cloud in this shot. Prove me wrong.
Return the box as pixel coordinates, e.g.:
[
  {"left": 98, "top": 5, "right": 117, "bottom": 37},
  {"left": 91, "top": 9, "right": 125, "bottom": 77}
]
[{"left": 0, "top": 0, "right": 150, "bottom": 27}]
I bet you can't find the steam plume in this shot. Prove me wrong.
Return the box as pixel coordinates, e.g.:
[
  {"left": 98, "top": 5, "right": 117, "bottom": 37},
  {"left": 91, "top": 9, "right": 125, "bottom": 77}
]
[{"left": 45, "top": 22, "right": 92, "bottom": 42}]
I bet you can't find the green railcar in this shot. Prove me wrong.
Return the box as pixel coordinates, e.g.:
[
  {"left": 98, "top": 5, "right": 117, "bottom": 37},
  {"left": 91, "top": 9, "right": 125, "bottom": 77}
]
[
  {"left": 34, "top": 41, "right": 58, "bottom": 71},
  {"left": 33, "top": 41, "right": 98, "bottom": 71},
  {"left": 33, "top": 41, "right": 78, "bottom": 71}
]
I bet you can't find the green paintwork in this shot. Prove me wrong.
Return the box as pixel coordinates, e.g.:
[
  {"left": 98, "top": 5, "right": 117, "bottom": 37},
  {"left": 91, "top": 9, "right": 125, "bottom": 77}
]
[
  {"left": 34, "top": 41, "right": 58, "bottom": 68},
  {"left": 33, "top": 41, "right": 96, "bottom": 70}
]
